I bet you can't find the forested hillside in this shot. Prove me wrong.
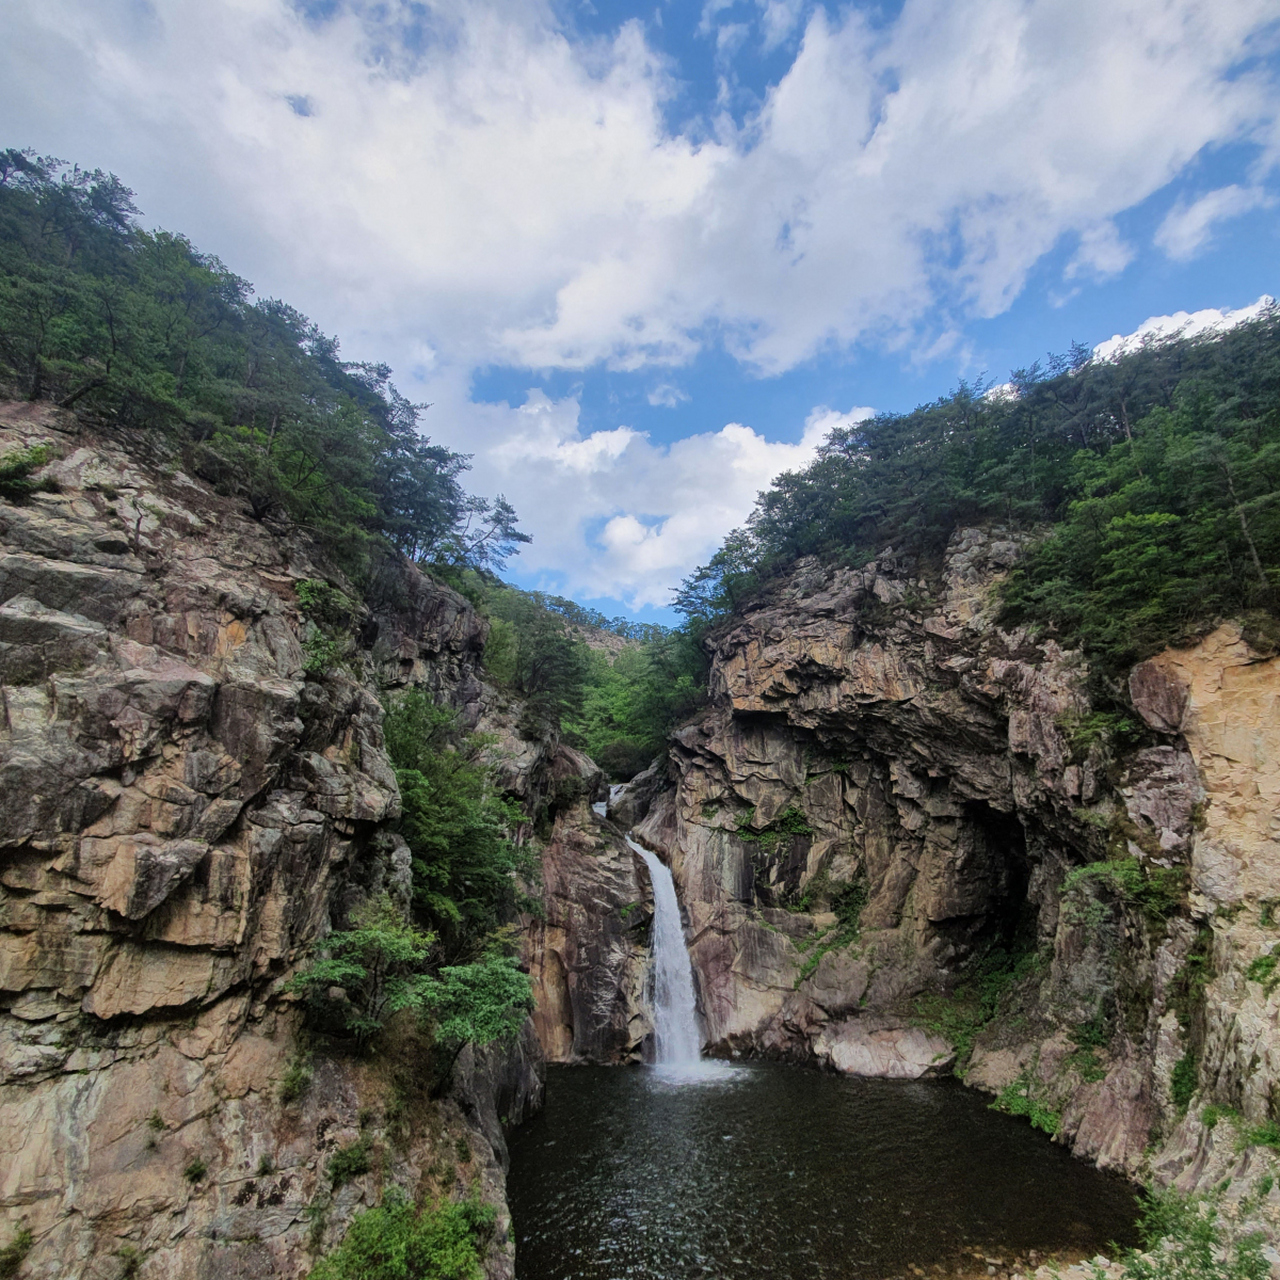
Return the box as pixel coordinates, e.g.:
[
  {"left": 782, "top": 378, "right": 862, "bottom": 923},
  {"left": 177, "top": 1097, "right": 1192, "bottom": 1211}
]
[
  {"left": 677, "top": 310, "right": 1280, "bottom": 681},
  {"left": 0, "top": 148, "right": 527, "bottom": 578},
  {"left": 432, "top": 570, "right": 707, "bottom": 779}
]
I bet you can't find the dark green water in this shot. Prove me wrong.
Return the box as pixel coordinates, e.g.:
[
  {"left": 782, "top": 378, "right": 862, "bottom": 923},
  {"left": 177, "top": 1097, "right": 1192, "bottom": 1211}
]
[{"left": 507, "top": 1063, "right": 1140, "bottom": 1280}]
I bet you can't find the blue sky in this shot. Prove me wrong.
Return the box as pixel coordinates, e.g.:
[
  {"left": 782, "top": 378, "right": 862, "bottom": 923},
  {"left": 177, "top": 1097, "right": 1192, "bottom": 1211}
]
[{"left": 3, "top": 0, "right": 1279, "bottom": 623}]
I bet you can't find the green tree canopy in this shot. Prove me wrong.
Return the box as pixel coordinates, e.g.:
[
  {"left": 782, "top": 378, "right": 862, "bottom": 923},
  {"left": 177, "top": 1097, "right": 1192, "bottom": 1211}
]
[
  {"left": 0, "top": 147, "right": 528, "bottom": 578},
  {"left": 676, "top": 309, "right": 1280, "bottom": 679}
]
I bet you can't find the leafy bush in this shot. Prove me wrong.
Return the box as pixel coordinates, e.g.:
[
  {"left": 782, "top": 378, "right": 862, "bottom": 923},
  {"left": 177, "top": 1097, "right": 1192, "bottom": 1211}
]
[
  {"left": 738, "top": 806, "right": 814, "bottom": 858},
  {"left": 285, "top": 893, "right": 437, "bottom": 1044},
  {"left": 0, "top": 444, "right": 56, "bottom": 501},
  {"left": 0, "top": 1227, "right": 32, "bottom": 1280},
  {"left": 183, "top": 1158, "right": 208, "bottom": 1183},
  {"left": 382, "top": 691, "right": 537, "bottom": 958},
  {"left": 328, "top": 1137, "right": 373, "bottom": 1188},
  {"left": 1061, "top": 856, "right": 1185, "bottom": 924},
  {"left": 1171, "top": 1052, "right": 1199, "bottom": 1112},
  {"left": 296, "top": 578, "right": 358, "bottom": 674},
  {"left": 309, "top": 1188, "right": 493, "bottom": 1280},
  {"left": 991, "top": 1073, "right": 1061, "bottom": 1135},
  {"left": 279, "top": 1053, "right": 313, "bottom": 1104},
  {"left": 1242, "top": 1119, "right": 1280, "bottom": 1150},
  {"left": 1245, "top": 952, "right": 1280, "bottom": 994},
  {"left": 1115, "top": 1183, "right": 1269, "bottom": 1280},
  {"left": 418, "top": 952, "right": 534, "bottom": 1095}
]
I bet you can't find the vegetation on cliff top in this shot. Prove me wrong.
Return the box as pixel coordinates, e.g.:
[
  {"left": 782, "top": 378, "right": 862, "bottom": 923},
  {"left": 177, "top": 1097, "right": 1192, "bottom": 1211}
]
[
  {"left": 0, "top": 148, "right": 528, "bottom": 578},
  {"left": 676, "top": 310, "right": 1280, "bottom": 678}
]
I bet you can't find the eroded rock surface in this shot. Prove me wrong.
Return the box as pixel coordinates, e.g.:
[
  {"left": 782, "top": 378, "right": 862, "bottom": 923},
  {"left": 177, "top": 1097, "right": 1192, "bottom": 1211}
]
[
  {"left": 610, "top": 530, "right": 1280, "bottom": 1213},
  {"left": 0, "top": 403, "right": 545, "bottom": 1279}
]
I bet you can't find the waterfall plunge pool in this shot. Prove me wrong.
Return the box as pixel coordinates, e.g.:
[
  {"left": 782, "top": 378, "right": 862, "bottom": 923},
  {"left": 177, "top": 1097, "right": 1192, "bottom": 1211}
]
[{"left": 507, "top": 1062, "right": 1140, "bottom": 1280}]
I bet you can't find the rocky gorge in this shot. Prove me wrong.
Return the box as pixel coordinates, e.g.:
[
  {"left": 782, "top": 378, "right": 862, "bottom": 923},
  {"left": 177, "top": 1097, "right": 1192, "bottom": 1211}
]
[
  {"left": 4, "top": 391, "right": 1280, "bottom": 1278},
  {"left": 532, "top": 525, "right": 1280, "bottom": 1241}
]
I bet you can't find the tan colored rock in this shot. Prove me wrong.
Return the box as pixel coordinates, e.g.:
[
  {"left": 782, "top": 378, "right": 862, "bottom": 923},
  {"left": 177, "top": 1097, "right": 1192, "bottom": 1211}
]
[
  {"left": 0, "top": 401, "right": 540, "bottom": 1280},
  {"left": 814, "top": 1019, "right": 955, "bottom": 1078}
]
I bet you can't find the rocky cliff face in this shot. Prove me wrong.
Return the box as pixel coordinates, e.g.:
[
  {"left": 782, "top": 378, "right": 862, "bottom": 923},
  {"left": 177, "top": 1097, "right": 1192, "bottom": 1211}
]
[
  {"left": 532, "top": 526, "right": 1280, "bottom": 1216},
  {"left": 0, "top": 401, "right": 557, "bottom": 1279}
]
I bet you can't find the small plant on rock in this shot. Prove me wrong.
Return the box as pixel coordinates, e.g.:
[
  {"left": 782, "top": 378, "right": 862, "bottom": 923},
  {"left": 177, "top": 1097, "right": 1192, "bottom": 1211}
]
[
  {"left": 0, "top": 1227, "right": 33, "bottom": 1280},
  {"left": 183, "top": 1158, "right": 208, "bottom": 1184},
  {"left": 0, "top": 444, "right": 57, "bottom": 502},
  {"left": 327, "top": 1136, "right": 373, "bottom": 1189},
  {"left": 278, "top": 1053, "right": 313, "bottom": 1104},
  {"left": 991, "top": 1072, "right": 1061, "bottom": 1135},
  {"left": 1245, "top": 951, "right": 1280, "bottom": 995}
]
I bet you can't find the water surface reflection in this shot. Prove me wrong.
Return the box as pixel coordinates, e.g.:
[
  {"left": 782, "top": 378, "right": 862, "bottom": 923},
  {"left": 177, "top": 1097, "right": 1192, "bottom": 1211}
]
[{"left": 507, "top": 1062, "right": 1139, "bottom": 1280}]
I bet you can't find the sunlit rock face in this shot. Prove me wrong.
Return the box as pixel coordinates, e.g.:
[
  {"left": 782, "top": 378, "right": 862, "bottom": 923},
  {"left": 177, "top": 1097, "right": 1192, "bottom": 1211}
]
[
  {"left": 577, "top": 530, "right": 1280, "bottom": 1201},
  {"left": 0, "top": 401, "right": 544, "bottom": 1280}
]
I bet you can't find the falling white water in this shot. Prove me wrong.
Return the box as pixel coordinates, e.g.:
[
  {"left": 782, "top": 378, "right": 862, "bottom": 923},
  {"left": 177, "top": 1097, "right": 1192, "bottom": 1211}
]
[
  {"left": 592, "top": 784, "right": 629, "bottom": 819},
  {"left": 628, "top": 838, "right": 702, "bottom": 1067}
]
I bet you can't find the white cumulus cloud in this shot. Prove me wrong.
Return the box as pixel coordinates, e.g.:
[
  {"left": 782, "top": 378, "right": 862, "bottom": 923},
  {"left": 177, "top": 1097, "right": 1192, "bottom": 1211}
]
[
  {"left": 1, "top": 0, "right": 1277, "bottom": 604},
  {"left": 1092, "top": 293, "right": 1276, "bottom": 361},
  {"left": 450, "top": 388, "right": 870, "bottom": 607}
]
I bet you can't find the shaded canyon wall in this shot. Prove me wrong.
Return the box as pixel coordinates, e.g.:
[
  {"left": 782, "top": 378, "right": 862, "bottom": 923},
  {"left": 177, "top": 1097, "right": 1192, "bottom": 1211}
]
[{"left": 0, "top": 401, "right": 576, "bottom": 1279}]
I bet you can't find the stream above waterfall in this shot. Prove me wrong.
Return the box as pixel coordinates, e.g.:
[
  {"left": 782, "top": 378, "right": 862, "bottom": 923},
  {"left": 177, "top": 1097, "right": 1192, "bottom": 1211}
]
[{"left": 507, "top": 1063, "right": 1140, "bottom": 1280}]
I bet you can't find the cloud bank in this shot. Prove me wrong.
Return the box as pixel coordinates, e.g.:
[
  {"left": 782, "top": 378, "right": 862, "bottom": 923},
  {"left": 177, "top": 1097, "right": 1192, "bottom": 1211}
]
[{"left": 2, "top": 0, "right": 1277, "bottom": 605}]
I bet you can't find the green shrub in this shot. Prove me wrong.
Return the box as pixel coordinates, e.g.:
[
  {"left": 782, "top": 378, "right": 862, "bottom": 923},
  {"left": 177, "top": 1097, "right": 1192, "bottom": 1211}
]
[
  {"left": 285, "top": 893, "right": 438, "bottom": 1044},
  {"left": 1061, "top": 856, "right": 1184, "bottom": 924},
  {"left": 0, "top": 444, "right": 56, "bottom": 501},
  {"left": 183, "top": 1158, "right": 208, "bottom": 1183},
  {"left": 1057, "top": 710, "right": 1139, "bottom": 757},
  {"left": 328, "top": 1136, "right": 373, "bottom": 1189},
  {"left": 296, "top": 579, "right": 357, "bottom": 630},
  {"left": 279, "top": 1054, "right": 313, "bottom": 1104},
  {"left": 1171, "top": 1052, "right": 1199, "bottom": 1112},
  {"left": 991, "top": 1073, "right": 1061, "bottom": 1135},
  {"left": 309, "top": 1188, "right": 493, "bottom": 1280},
  {"left": 382, "top": 691, "right": 538, "bottom": 956},
  {"left": 1245, "top": 952, "right": 1280, "bottom": 994},
  {"left": 1242, "top": 1119, "right": 1280, "bottom": 1150},
  {"left": 0, "top": 1227, "right": 33, "bottom": 1280},
  {"left": 1202, "top": 1103, "right": 1242, "bottom": 1131},
  {"left": 1115, "top": 1183, "right": 1268, "bottom": 1280}
]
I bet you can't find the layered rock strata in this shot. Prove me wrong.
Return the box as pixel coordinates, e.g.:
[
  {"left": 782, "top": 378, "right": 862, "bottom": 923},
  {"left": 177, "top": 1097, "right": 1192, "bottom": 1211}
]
[
  {"left": 0, "top": 402, "right": 552, "bottom": 1279},
  {"left": 548, "top": 530, "right": 1280, "bottom": 1216}
]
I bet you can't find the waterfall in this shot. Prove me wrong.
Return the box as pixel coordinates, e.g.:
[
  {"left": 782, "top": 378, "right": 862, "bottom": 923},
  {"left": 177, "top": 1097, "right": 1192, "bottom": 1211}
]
[{"left": 628, "top": 838, "right": 702, "bottom": 1067}]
